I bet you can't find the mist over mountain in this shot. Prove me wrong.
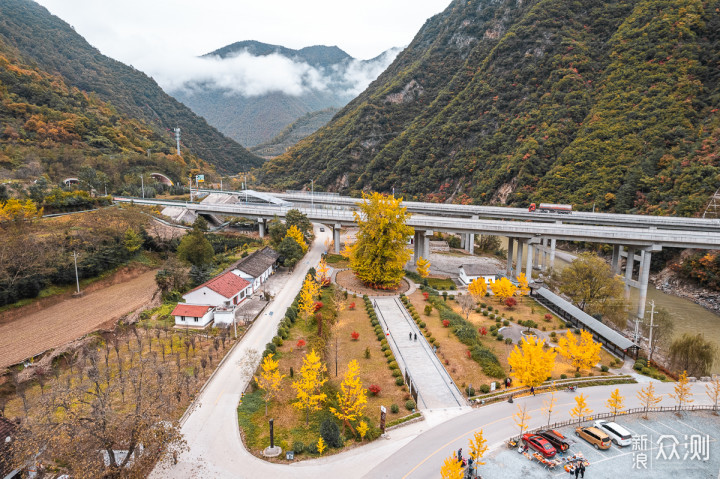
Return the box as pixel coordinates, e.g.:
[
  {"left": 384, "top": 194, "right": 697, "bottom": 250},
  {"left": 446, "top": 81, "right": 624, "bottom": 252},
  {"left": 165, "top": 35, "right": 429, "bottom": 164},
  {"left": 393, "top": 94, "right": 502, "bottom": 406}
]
[{"left": 168, "top": 41, "right": 401, "bottom": 148}]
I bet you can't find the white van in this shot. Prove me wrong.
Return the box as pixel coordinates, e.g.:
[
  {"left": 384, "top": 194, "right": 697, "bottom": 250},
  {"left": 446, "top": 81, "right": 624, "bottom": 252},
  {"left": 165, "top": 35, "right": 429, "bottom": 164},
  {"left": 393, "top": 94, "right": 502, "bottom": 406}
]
[{"left": 594, "top": 420, "right": 633, "bottom": 447}]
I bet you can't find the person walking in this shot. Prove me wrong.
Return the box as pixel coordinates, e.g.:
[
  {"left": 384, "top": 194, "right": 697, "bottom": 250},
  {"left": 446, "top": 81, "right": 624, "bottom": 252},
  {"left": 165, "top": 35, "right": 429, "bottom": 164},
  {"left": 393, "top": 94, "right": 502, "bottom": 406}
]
[
  {"left": 530, "top": 386, "right": 535, "bottom": 396},
  {"left": 414, "top": 333, "right": 417, "bottom": 341},
  {"left": 579, "top": 463, "right": 585, "bottom": 478},
  {"left": 409, "top": 332, "right": 412, "bottom": 341},
  {"left": 574, "top": 463, "right": 580, "bottom": 478},
  {"left": 457, "top": 448, "right": 463, "bottom": 464}
]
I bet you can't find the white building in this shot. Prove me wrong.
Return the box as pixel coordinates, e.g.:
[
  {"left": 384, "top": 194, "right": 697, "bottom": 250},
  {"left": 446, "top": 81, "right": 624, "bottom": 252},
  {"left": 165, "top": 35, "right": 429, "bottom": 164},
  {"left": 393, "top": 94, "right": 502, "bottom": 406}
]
[
  {"left": 182, "top": 270, "right": 253, "bottom": 307},
  {"left": 171, "top": 304, "right": 215, "bottom": 328},
  {"left": 231, "top": 246, "right": 280, "bottom": 294},
  {"left": 458, "top": 264, "right": 503, "bottom": 286}
]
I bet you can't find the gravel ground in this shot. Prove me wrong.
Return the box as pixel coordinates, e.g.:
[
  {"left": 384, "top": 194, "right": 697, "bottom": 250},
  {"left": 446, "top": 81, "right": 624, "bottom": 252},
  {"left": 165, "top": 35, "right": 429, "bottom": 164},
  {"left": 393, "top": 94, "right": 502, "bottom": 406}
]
[{"left": 479, "top": 411, "right": 720, "bottom": 479}]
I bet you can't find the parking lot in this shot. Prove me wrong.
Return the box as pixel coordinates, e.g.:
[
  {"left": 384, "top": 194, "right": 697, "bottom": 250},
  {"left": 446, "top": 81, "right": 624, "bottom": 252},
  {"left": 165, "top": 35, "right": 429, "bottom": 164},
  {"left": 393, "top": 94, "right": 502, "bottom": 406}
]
[{"left": 480, "top": 411, "right": 720, "bottom": 478}]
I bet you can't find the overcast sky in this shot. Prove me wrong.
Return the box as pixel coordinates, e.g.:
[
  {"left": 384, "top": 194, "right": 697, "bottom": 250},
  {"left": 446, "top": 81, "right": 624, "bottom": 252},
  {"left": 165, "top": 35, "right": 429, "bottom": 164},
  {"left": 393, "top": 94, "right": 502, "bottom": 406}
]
[{"left": 33, "top": 0, "right": 452, "bottom": 96}]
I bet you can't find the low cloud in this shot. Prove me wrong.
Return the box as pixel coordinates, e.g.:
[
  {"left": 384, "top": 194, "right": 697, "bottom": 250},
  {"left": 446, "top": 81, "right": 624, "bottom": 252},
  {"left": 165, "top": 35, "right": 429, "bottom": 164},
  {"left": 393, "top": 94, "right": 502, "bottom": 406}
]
[{"left": 145, "top": 47, "right": 401, "bottom": 98}]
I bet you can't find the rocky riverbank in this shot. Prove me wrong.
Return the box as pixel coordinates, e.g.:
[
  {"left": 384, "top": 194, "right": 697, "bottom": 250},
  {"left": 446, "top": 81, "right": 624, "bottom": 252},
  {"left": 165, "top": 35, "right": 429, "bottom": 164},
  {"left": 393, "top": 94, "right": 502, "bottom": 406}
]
[{"left": 652, "top": 266, "right": 720, "bottom": 315}]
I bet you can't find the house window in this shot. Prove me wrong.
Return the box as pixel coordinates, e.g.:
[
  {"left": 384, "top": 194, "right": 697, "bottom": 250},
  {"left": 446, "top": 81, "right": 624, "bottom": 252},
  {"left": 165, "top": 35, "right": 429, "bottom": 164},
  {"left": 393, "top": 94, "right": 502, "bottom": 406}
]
[
  {"left": 181, "top": 316, "right": 186, "bottom": 322},
  {"left": 194, "top": 317, "right": 199, "bottom": 322}
]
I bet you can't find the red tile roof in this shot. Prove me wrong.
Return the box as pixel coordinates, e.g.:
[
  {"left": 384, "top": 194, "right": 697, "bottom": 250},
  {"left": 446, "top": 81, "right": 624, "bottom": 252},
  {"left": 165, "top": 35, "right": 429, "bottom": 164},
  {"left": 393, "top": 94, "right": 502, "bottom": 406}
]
[
  {"left": 171, "top": 304, "right": 212, "bottom": 317},
  {"left": 189, "top": 271, "right": 251, "bottom": 299}
]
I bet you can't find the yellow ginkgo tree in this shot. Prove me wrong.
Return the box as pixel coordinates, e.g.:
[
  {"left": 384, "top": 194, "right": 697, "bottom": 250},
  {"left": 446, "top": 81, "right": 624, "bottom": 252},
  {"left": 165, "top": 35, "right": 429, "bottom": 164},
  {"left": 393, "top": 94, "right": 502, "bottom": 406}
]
[
  {"left": 254, "top": 354, "right": 286, "bottom": 415},
  {"left": 350, "top": 192, "right": 414, "bottom": 288},
  {"left": 605, "top": 388, "right": 625, "bottom": 420},
  {"left": 285, "top": 224, "right": 308, "bottom": 252},
  {"left": 468, "top": 429, "right": 488, "bottom": 470},
  {"left": 569, "top": 393, "right": 593, "bottom": 421},
  {"left": 514, "top": 403, "right": 531, "bottom": 436},
  {"left": 516, "top": 272, "right": 530, "bottom": 298},
  {"left": 557, "top": 330, "right": 602, "bottom": 372},
  {"left": 292, "top": 349, "right": 328, "bottom": 425},
  {"left": 416, "top": 256, "right": 430, "bottom": 278},
  {"left": 670, "top": 370, "right": 694, "bottom": 409},
  {"left": 316, "top": 256, "right": 329, "bottom": 285},
  {"left": 329, "top": 360, "right": 367, "bottom": 434},
  {"left": 440, "top": 454, "right": 463, "bottom": 479},
  {"left": 468, "top": 278, "right": 487, "bottom": 303},
  {"left": 491, "top": 277, "right": 517, "bottom": 303},
  {"left": 637, "top": 382, "right": 662, "bottom": 419},
  {"left": 299, "top": 274, "right": 320, "bottom": 325},
  {"left": 508, "top": 337, "right": 556, "bottom": 388}
]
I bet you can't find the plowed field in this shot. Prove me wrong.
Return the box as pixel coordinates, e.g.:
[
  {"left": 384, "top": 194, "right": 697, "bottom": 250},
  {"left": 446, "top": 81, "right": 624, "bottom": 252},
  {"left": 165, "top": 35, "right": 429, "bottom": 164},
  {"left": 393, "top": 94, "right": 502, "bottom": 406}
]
[{"left": 0, "top": 270, "right": 157, "bottom": 368}]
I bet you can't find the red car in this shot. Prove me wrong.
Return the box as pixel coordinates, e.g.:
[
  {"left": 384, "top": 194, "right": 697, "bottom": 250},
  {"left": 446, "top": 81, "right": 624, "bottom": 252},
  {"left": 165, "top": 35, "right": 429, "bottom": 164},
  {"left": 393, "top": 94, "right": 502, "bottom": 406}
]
[{"left": 522, "top": 433, "right": 557, "bottom": 458}]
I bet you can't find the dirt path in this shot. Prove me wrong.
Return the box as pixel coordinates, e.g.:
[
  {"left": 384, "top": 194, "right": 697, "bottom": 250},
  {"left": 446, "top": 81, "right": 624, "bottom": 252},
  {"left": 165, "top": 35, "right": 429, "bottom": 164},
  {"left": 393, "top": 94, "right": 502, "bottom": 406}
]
[{"left": 0, "top": 270, "right": 158, "bottom": 368}]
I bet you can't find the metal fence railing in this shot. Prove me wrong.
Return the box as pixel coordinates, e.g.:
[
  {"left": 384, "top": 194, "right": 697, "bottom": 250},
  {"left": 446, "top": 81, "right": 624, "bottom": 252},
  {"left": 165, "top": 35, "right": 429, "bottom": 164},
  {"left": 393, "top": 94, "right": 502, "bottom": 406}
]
[{"left": 508, "top": 405, "right": 719, "bottom": 444}]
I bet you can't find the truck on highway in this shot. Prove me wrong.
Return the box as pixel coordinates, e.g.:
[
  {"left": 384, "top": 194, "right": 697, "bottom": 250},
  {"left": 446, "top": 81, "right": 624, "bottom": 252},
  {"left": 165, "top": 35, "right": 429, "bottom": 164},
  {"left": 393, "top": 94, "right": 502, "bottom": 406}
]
[{"left": 528, "top": 203, "right": 572, "bottom": 214}]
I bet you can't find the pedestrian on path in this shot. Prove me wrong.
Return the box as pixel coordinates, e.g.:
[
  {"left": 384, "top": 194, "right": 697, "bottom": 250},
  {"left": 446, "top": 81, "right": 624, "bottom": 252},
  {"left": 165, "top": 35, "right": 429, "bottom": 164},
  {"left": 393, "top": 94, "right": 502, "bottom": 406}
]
[
  {"left": 414, "top": 333, "right": 417, "bottom": 341},
  {"left": 579, "top": 463, "right": 585, "bottom": 478},
  {"left": 409, "top": 332, "right": 412, "bottom": 340},
  {"left": 574, "top": 463, "right": 580, "bottom": 478},
  {"left": 530, "top": 386, "right": 535, "bottom": 396}
]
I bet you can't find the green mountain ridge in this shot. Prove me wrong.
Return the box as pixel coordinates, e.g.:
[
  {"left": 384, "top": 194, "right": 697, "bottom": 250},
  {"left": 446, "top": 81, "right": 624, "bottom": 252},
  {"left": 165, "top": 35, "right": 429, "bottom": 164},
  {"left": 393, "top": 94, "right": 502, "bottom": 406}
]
[
  {"left": 260, "top": 0, "right": 720, "bottom": 216},
  {"left": 0, "top": 0, "right": 262, "bottom": 174},
  {"left": 250, "top": 108, "right": 340, "bottom": 158},
  {"left": 205, "top": 40, "right": 353, "bottom": 68}
]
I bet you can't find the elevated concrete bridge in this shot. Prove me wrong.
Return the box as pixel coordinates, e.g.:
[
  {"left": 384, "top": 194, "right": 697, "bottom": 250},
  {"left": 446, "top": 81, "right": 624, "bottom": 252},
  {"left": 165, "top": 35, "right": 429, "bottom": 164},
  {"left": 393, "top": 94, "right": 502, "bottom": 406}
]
[{"left": 115, "top": 195, "right": 720, "bottom": 319}]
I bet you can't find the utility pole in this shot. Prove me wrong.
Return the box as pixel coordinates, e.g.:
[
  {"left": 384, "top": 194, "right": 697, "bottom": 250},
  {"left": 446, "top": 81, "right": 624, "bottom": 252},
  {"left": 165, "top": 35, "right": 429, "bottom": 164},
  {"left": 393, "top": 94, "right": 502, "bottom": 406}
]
[
  {"left": 73, "top": 251, "right": 80, "bottom": 295},
  {"left": 633, "top": 317, "right": 642, "bottom": 344},
  {"left": 311, "top": 179, "right": 314, "bottom": 210},
  {"left": 647, "top": 300, "right": 656, "bottom": 362},
  {"left": 335, "top": 336, "right": 338, "bottom": 377},
  {"left": 174, "top": 127, "right": 181, "bottom": 156},
  {"left": 141, "top": 175, "right": 145, "bottom": 199},
  {"left": 189, "top": 174, "right": 193, "bottom": 202}
]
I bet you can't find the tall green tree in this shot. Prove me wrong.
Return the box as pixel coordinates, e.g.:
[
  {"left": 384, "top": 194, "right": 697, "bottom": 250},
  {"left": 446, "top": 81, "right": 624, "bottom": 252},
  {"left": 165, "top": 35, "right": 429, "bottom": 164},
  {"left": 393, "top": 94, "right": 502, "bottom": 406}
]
[
  {"left": 669, "top": 333, "right": 717, "bottom": 377},
  {"left": 177, "top": 228, "right": 214, "bottom": 267},
  {"left": 349, "top": 192, "right": 413, "bottom": 288},
  {"left": 285, "top": 209, "right": 312, "bottom": 235}
]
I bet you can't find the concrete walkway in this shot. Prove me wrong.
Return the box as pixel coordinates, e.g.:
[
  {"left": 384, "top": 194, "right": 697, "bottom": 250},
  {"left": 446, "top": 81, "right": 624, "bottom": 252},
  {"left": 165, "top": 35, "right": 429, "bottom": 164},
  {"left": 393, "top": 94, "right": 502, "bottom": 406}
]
[{"left": 372, "top": 297, "right": 467, "bottom": 410}]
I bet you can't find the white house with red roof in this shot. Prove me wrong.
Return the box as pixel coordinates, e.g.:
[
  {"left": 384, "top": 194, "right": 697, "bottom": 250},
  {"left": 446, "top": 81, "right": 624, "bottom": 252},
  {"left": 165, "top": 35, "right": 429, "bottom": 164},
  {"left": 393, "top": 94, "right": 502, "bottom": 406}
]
[{"left": 173, "top": 271, "right": 252, "bottom": 328}]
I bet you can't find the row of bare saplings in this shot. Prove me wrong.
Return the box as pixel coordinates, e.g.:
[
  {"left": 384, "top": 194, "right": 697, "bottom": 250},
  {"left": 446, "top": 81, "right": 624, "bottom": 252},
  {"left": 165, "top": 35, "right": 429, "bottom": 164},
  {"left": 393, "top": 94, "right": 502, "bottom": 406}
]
[{"left": 3, "top": 323, "right": 235, "bottom": 478}]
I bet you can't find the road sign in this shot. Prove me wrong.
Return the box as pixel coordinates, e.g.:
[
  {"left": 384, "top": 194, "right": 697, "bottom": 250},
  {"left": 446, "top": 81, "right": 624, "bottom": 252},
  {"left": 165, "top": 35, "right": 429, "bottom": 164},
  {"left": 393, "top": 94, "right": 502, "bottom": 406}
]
[
  {"left": 380, "top": 406, "right": 387, "bottom": 433},
  {"left": 196, "top": 174, "right": 204, "bottom": 182}
]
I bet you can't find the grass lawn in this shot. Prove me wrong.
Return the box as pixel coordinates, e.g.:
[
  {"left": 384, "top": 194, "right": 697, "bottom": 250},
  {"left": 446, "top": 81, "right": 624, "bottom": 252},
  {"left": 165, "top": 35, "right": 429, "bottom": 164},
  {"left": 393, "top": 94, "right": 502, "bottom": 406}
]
[
  {"left": 407, "top": 291, "right": 617, "bottom": 393},
  {"left": 325, "top": 254, "right": 349, "bottom": 268},
  {"left": 238, "top": 286, "right": 407, "bottom": 460}
]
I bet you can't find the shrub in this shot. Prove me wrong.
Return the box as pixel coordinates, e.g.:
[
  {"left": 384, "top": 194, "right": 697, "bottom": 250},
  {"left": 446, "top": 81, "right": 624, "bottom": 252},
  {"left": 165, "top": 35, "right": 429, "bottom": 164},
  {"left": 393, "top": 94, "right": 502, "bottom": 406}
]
[
  {"left": 442, "top": 320, "right": 450, "bottom": 327},
  {"left": 489, "top": 325, "right": 497, "bottom": 332},
  {"left": 560, "top": 374, "right": 567, "bottom": 379},
  {"left": 658, "top": 374, "right": 666, "bottom": 381},
  {"left": 424, "top": 305, "right": 433, "bottom": 316},
  {"left": 489, "top": 313, "right": 496, "bottom": 320},
  {"left": 496, "top": 334, "right": 504, "bottom": 341},
  {"left": 293, "top": 441, "right": 304, "bottom": 454},
  {"left": 574, "top": 372, "right": 582, "bottom": 378},
  {"left": 320, "top": 419, "right": 343, "bottom": 448},
  {"left": 550, "top": 331, "right": 557, "bottom": 338},
  {"left": 454, "top": 324, "right": 478, "bottom": 345},
  {"left": 392, "top": 369, "right": 402, "bottom": 377},
  {"left": 490, "top": 330, "right": 498, "bottom": 337},
  {"left": 314, "top": 301, "right": 323, "bottom": 312},
  {"left": 479, "top": 327, "right": 487, "bottom": 336},
  {"left": 449, "top": 295, "right": 455, "bottom": 300},
  {"left": 429, "top": 337, "right": 436, "bottom": 343},
  {"left": 380, "top": 339, "right": 388, "bottom": 347},
  {"left": 544, "top": 313, "right": 553, "bottom": 322},
  {"left": 405, "top": 400, "right": 416, "bottom": 411},
  {"left": 306, "top": 441, "right": 318, "bottom": 454},
  {"left": 470, "top": 345, "right": 505, "bottom": 378},
  {"left": 633, "top": 362, "right": 644, "bottom": 371},
  {"left": 505, "top": 338, "right": 513, "bottom": 345},
  {"left": 465, "top": 386, "right": 475, "bottom": 396},
  {"left": 349, "top": 302, "right": 356, "bottom": 310},
  {"left": 368, "top": 384, "right": 381, "bottom": 396},
  {"left": 574, "top": 328, "right": 581, "bottom": 335},
  {"left": 391, "top": 403, "right": 400, "bottom": 414},
  {"left": 266, "top": 342, "right": 277, "bottom": 353},
  {"left": 641, "top": 367, "right": 651, "bottom": 375},
  {"left": 384, "top": 350, "right": 392, "bottom": 357},
  {"left": 381, "top": 344, "right": 388, "bottom": 352},
  {"left": 351, "top": 331, "right": 360, "bottom": 341},
  {"left": 483, "top": 310, "right": 489, "bottom": 316},
  {"left": 503, "top": 320, "right": 510, "bottom": 326},
  {"left": 364, "top": 347, "right": 371, "bottom": 359},
  {"left": 419, "top": 321, "right": 426, "bottom": 328},
  {"left": 422, "top": 292, "right": 429, "bottom": 300},
  {"left": 504, "top": 297, "right": 517, "bottom": 308},
  {"left": 480, "top": 303, "right": 487, "bottom": 308},
  {"left": 395, "top": 377, "right": 405, "bottom": 386},
  {"left": 600, "top": 365, "right": 609, "bottom": 372},
  {"left": 479, "top": 384, "right": 490, "bottom": 394},
  {"left": 272, "top": 336, "right": 283, "bottom": 346},
  {"left": 388, "top": 361, "right": 398, "bottom": 370}
]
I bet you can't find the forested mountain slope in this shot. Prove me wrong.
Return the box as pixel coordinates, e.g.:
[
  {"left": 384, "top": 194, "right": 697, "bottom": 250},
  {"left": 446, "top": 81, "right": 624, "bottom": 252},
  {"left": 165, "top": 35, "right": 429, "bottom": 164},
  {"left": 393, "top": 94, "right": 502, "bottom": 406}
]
[
  {"left": 0, "top": 42, "right": 213, "bottom": 186},
  {"left": 0, "top": 0, "right": 262, "bottom": 174},
  {"left": 260, "top": 0, "right": 720, "bottom": 216}
]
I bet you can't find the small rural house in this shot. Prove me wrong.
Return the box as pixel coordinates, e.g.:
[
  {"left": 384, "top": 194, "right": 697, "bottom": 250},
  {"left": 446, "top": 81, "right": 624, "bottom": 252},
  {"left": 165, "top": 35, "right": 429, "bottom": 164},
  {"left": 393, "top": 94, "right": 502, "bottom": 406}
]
[
  {"left": 171, "top": 304, "right": 215, "bottom": 328},
  {"left": 458, "top": 264, "right": 502, "bottom": 286},
  {"left": 231, "top": 246, "right": 280, "bottom": 293}
]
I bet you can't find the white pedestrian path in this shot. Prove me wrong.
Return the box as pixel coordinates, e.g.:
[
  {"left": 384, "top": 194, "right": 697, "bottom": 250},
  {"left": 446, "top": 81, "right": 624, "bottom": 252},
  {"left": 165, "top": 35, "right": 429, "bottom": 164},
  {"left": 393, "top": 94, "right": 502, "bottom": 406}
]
[{"left": 372, "top": 297, "right": 467, "bottom": 410}]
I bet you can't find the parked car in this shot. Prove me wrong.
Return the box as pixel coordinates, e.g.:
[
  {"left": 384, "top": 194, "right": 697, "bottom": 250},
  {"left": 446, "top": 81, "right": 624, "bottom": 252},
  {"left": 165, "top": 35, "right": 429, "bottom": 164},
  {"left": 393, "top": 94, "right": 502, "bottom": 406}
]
[
  {"left": 538, "top": 429, "right": 570, "bottom": 452},
  {"left": 521, "top": 433, "right": 557, "bottom": 458},
  {"left": 575, "top": 426, "right": 611, "bottom": 450},
  {"left": 594, "top": 420, "right": 633, "bottom": 447}
]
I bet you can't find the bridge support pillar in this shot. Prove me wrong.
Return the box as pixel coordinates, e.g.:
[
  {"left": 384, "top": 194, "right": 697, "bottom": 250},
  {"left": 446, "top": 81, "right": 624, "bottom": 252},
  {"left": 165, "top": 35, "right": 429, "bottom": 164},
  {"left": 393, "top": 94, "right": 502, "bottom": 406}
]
[
  {"left": 637, "top": 250, "right": 652, "bottom": 318},
  {"left": 413, "top": 232, "right": 421, "bottom": 265},
  {"left": 460, "top": 234, "right": 466, "bottom": 249},
  {"left": 515, "top": 240, "right": 524, "bottom": 279},
  {"left": 533, "top": 243, "right": 540, "bottom": 270},
  {"left": 611, "top": 245, "right": 622, "bottom": 275},
  {"left": 525, "top": 240, "right": 534, "bottom": 279},
  {"left": 506, "top": 238, "right": 515, "bottom": 277},
  {"left": 548, "top": 238, "right": 556, "bottom": 271},
  {"left": 258, "top": 218, "right": 266, "bottom": 238},
  {"left": 333, "top": 225, "right": 341, "bottom": 254},
  {"left": 468, "top": 233, "right": 475, "bottom": 255},
  {"left": 423, "top": 231, "right": 432, "bottom": 264},
  {"left": 624, "top": 247, "right": 635, "bottom": 301}
]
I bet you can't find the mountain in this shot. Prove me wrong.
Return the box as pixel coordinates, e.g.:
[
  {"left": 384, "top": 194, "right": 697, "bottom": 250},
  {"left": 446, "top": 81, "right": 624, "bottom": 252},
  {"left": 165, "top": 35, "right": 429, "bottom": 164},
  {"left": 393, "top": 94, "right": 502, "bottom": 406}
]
[
  {"left": 169, "top": 42, "right": 400, "bottom": 148},
  {"left": 0, "top": 40, "right": 213, "bottom": 188},
  {"left": 0, "top": 0, "right": 262, "bottom": 174},
  {"left": 259, "top": 0, "right": 720, "bottom": 216},
  {"left": 250, "top": 108, "right": 340, "bottom": 158}
]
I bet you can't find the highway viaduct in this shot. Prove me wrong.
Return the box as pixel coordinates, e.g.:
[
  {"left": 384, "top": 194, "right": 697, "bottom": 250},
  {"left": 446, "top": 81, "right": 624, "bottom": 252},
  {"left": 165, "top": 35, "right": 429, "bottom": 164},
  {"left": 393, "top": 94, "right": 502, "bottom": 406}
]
[{"left": 116, "top": 195, "right": 720, "bottom": 319}]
